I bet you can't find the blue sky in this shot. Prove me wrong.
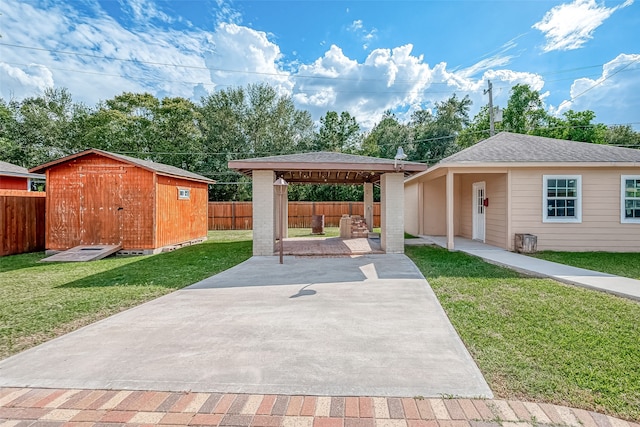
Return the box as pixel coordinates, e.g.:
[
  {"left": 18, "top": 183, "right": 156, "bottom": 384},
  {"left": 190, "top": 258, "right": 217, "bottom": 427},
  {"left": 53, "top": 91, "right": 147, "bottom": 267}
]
[{"left": 1, "top": 0, "right": 638, "bottom": 130}]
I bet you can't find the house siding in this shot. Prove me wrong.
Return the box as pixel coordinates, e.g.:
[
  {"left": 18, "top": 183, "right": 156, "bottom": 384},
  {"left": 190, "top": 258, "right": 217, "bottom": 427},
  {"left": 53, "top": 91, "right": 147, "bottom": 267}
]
[
  {"left": 458, "top": 174, "right": 507, "bottom": 248},
  {"left": 511, "top": 167, "right": 640, "bottom": 252},
  {"left": 0, "top": 176, "right": 29, "bottom": 190},
  {"left": 155, "top": 175, "right": 209, "bottom": 248},
  {"left": 404, "top": 181, "right": 420, "bottom": 236},
  {"left": 423, "top": 175, "right": 447, "bottom": 236}
]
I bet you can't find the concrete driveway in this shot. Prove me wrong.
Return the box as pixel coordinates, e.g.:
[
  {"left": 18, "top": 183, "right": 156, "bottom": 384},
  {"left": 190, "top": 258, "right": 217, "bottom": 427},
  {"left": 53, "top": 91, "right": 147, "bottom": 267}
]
[{"left": 0, "top": 254, "right": 492, "bottom": 398}]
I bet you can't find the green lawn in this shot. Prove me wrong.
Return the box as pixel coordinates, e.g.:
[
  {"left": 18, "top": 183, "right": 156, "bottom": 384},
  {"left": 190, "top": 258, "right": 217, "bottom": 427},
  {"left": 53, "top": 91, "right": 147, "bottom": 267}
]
[
  {"left": 406, "top": 245, "right": 640, "bottom": 422},
  {"left": 0, "top": 231, "right": 252, "bottom": 359},
  {"left": 531, "top": 251, "right": 640, "bottom": 280}
]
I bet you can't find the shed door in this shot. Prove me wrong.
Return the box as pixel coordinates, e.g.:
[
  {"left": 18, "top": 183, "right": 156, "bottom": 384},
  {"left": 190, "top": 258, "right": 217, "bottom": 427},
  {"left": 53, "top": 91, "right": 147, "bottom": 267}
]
[
  {"left": 472, "top": 181, "right": 486, "bottom": 242},
  {"left": 79, "top": 171, "right": 124, "bottom": 245}
]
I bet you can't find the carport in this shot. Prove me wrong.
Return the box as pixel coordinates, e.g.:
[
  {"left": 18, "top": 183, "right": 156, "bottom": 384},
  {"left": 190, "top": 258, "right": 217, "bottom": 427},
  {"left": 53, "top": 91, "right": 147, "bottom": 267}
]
[{"left": 228, "top": 152, "right": 427, "bottom": 255}]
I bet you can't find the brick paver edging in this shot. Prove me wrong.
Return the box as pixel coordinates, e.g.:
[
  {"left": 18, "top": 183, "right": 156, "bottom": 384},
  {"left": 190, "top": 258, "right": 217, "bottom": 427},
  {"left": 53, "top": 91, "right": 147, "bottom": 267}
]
[{"left": 0, "top": 388, "right": 638, "bottom": 427}]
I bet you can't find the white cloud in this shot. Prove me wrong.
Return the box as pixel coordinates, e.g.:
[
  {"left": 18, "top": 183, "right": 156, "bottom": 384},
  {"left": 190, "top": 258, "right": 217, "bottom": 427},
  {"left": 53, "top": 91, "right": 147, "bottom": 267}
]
[
  {"left": 0, "top": 63, "right": 54, "bottom": 99},
  {"left": 293, "top": 44, "right": 434, "bottom": 129},
  {"left": 0, "top": 0, "right": 551, "bottom": 131},
  {"left": 203, "top": 23, "right": 293, "bottom": 95},
  {"left": 291, "top": 43, "right": 544, "bottom": 129},
  {"left": 551, "top": 53, "right": 640, "bottom": 126},
  {"left": 533, "top": 0, "right": 633, "bottom": 52},
  {"left": 349, "top": 20, "right": 364, "bottom": 31},
  {"left": 118, "top": 0, "right": 176, "bottom": 25},
  {"left": 346, "top": 19, "right": 378, "bottom": 50},
  {"left": 457, "top": 55, "right": 515, "bottom": 79},
  {"left": 0, "top": 1, "right": 219, "bottom": 105}
]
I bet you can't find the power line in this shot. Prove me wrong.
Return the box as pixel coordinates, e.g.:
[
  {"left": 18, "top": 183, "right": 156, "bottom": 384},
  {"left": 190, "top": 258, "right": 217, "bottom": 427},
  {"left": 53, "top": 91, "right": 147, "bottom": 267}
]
[
  {"left": 1, "top": 61, "right": 482, "bottom": 95},
  {"left": 0, "top": 42, "right": 450, "bottom": 85},
  {"left": 3, "top": 42, "right": 638, "bottom": 93},
  {"left": 570, "top": 57, "right": 640, "bottom": 101}
]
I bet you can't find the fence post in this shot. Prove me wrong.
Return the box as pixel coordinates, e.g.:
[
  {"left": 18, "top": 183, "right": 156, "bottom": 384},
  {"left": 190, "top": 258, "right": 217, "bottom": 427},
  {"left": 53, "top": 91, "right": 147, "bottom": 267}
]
[{"left": 232, "top": 201, "right": 236, "bottom": 230}]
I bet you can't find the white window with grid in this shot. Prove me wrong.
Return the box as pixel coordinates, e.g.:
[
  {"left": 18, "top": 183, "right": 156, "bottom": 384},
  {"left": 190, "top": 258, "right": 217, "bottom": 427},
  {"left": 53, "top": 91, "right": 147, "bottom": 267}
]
[
  {"left": 177, "top": 187, "right": 191, "bottom": 200},
  {"left": 543, "top": 175, "right": 582, "bottom": 223},
  {"left": 621, "top": 176, "right": 640, "bottom": 223}
]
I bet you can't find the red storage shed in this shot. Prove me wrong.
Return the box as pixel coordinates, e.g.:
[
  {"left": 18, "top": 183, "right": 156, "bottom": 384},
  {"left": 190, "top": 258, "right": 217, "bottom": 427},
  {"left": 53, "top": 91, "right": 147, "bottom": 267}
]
[{"left": 30, "top": 149, "right": 214, "bottom": 254}]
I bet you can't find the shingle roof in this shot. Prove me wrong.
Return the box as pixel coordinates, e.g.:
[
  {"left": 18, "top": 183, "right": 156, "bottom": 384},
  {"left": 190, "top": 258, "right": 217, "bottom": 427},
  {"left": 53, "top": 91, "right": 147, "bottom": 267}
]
[
  {"left": 234, "top": 151, "right": 425, "bottom": 166},
  {"left": 228, "top": 151, "right": 427, "bottom": 184},
  {"left": 440, "top": 132, "right": 640, "bottom": 164},
  {"left": 0, "top": 160, "right": 45, "bottom": 179},
  {"left": 29, "top": 149, "right": 214, "bottom": 183}
]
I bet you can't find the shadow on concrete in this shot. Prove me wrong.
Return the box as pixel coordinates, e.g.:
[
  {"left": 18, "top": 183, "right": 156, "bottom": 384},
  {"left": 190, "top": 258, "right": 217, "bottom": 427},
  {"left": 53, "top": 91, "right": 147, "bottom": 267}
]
[{"left": 185, "top": 254, "right": 425, "bottom": 290}]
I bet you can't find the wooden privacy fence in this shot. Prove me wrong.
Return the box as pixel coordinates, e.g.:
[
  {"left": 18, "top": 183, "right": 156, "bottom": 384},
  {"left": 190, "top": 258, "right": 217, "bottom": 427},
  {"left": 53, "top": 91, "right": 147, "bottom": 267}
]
[
  {"left": 0, "top": 190, "right": 46, "bottom": 256},
  {"left": 208, "top": 201, "right": 381, "bottom": 230}
]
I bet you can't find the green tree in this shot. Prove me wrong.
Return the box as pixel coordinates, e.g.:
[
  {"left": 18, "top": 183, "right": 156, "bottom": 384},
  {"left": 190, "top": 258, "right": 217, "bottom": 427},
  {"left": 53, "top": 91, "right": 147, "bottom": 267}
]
[
  {"left": 456, "top": 105, "right": 505, "bottom": 148},
  {"left": 314, "top": 111, "right": 362, "bottom": 152},
  {"left": 502, "top": 84, "right": 547, "bottom": 133},
  {"left": 0, "top": 99, "right": 22, "bottom": 165},
  {"left": 83, "top": 92, "right": 160, "bottom": 156},
  {"left": 410, "top": 95, "right": 471, "bottom": 164},
  {"left": 533, "top": 110, "right": 606, "bottom": 144},
  {"left": 199, "top": 83, "right": 315, "bottom": 201},
  {"left": 8, "top": 88, "right": 89, "bottom": 167},
  {"left": 153, "top": 97, "right": 204, "bottom": 170},
  {"left": 603, "top": 124, "right": 640, "bottom": 147},
  {"left": 361, "top": 111, "right": 410, "bottom": 160}
]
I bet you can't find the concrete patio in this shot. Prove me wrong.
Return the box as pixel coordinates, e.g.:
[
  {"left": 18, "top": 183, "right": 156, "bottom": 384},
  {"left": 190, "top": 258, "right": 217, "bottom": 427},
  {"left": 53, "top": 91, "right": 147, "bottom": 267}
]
[{"left": 281, "top": 236, "right": 383, "bottom": 256}]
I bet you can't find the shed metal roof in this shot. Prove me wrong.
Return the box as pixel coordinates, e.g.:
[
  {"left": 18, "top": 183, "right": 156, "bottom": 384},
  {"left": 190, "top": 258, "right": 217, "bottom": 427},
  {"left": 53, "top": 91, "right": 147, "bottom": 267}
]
[
  {"left": 30, "top": 149, "right": 214, "bottom": 183},
  {"left": 228, "top": 151, "right": 427, "bottom": 184}
]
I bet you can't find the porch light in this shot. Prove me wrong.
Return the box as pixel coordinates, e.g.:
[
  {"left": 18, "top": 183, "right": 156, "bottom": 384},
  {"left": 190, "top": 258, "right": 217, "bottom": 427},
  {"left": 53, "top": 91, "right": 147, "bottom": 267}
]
[{"left": 394, "top": 146, "right": 407, "bottom": 170}]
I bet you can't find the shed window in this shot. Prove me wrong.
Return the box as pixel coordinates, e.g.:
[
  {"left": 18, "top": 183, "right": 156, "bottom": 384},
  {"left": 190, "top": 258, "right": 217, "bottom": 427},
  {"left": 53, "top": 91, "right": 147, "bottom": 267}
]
[
  {"left": 621, "top": 176, "right": 640, "bottom": 223},
  {"left": 543, "top": 175, "right": 581, "bottom": 223},
  {"left": 178, "top": 188, "right": 191, "bottom": 200}
]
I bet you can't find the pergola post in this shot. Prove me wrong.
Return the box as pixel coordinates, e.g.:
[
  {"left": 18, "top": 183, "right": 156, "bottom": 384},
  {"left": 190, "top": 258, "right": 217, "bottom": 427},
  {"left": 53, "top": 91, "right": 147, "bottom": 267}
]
[
  {"left": 252, "top": 170, "right": 275, "bottom": 256},
  {"left": 363, "top": 182, "right": 373, "bottom": 232},
  {"left": 380, "top": 172, "right": 405, "bottom": 254}
]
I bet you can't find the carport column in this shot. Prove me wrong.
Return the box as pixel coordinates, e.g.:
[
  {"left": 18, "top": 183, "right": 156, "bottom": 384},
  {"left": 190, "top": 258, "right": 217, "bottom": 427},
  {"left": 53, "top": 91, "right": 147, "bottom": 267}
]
[
  {"left": 364, "top": 182, "right": 373, "bottom": 232},
  {"left": 380, "top": 172, "right": 405, "bottom": 254},
  {"left": 446, "top": 170, "right": 455, "bottom": 251},
  {"left": 252, "top": 170, "right": 275, "bottom": 256}
]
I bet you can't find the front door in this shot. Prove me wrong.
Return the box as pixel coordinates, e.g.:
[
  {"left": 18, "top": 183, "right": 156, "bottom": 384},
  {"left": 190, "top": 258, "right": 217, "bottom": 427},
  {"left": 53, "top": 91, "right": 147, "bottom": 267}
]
[
  {"left": 472, "top": 182, "right": 486, "bottom": 242},
  {"left": 79, "top": 170, "right": 124, "bottom": 246}
]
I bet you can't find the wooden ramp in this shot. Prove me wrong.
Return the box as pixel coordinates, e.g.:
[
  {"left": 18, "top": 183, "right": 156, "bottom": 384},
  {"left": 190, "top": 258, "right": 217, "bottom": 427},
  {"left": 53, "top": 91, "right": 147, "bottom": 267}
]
[{"left": 42, "top": 245, "right": 122, "bottom": 262}]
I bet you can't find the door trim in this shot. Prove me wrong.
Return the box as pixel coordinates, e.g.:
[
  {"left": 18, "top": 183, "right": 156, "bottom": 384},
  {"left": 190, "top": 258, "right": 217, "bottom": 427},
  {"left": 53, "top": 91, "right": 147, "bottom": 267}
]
[{"left": 472, "top": 181, "right": 486, "bottom": 242}]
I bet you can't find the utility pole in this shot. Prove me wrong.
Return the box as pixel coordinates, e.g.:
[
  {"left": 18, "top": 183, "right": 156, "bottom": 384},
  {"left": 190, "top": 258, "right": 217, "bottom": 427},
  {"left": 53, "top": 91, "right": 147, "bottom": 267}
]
[{"left": 484, "top": 80, "right": 495, "bottom": 136}]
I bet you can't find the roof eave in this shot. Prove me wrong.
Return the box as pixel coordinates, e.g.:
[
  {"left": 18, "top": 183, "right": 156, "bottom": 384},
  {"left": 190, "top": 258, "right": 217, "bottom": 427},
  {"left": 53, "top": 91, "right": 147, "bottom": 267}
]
[
  {"left": 404, "top": 160, "right": 640, "bottom": 184},
  {"left": 155, "top": 171, "right": 215, "bottom": 184},
  {"left": 0, "top": 171, "right": 46, "bottom": 180},
  {"left": 228, "top": 160, "right": 426, "bottom": 174}
]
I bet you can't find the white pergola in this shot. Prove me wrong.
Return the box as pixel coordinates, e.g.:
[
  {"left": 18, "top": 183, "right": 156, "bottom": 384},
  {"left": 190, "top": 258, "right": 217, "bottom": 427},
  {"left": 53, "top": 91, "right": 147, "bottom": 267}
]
[{"left": 228, "top": 152, "right": 427, "bottom": 256}]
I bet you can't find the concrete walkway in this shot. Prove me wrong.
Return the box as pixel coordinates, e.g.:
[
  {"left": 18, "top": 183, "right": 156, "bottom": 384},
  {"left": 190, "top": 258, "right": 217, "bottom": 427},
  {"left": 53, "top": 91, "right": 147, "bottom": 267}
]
[
  {"left": 408, "top": 236, "right": 640, "bottom": 301},
  {"left": 2, "top": 387, "right": 639, "bottom": 427},
  {"left": 0, "top": 254, "right": 491, "bottom": 398}
]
